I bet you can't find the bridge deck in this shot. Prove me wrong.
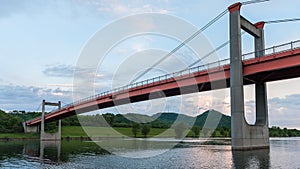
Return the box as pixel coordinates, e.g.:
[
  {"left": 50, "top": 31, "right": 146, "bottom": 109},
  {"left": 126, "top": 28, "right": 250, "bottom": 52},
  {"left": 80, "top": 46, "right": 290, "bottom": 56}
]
[{"left": 26, "top": 43, "right": 300, "bottom": 126}]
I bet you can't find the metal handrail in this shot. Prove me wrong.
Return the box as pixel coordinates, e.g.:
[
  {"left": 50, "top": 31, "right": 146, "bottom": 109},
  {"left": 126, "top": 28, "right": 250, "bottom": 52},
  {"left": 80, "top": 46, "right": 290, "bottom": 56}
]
[
  {"left": 26, "top": 40, "right": 300, "bottom": 123},
  {"left": 243, "top": 39, "right": 300, "bottom": 60}
]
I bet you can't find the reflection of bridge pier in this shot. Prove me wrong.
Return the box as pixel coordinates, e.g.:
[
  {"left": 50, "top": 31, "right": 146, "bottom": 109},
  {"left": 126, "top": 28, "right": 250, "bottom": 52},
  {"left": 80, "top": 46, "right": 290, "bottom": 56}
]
[
  {"left": 22, "top": 140, "right": 61, "bottom": 163},
  {"left": 40, "top": 140, "right": 61, "bottom": 162},
  {"left": 232, "top": 149, "right": 270, "bottom": 168},
  {"left": 23, "top": 141, "right": 40, "bottom": 157}
]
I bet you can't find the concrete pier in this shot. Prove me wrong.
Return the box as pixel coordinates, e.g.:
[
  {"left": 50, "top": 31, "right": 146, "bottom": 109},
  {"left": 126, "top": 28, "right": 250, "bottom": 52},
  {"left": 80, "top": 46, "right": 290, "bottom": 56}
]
[
  {"left": 23, "top": 123, "right": 39, "bottom": 133},
  {"left": 229, "top": 3, "right": 269, "bottom": 150},
  {"left": 40, "top": 100, "right": 61, "bottom": 141}
]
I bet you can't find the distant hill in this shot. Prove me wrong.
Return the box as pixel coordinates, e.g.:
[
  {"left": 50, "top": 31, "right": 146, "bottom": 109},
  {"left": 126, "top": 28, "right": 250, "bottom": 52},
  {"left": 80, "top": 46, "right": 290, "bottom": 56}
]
[
  {"left": 123, "top": 113, "right": 155, "bottom": 123},
  {"left": 151, "top": 110, "right": 231, "bottom": 129},
  {"left": 151, "top": 112, "right": 195, "bottom": 127},
  {"left": 2, "top": 109, "right": 231, "bottom": 130},
  {"left": 194, "top": 110, "right": 231, "bottom": 129}
]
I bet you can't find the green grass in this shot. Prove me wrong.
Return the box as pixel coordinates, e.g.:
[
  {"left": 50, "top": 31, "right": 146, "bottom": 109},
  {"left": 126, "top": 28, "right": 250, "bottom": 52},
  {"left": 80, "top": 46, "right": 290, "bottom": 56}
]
[
  {"left": 62, "top": 126, "right": 176, "bottom": 138},
  {"left": 0, "top": 133, "right": 39, "bottom": 139},
  {"left": 0, "top": 126, "right": 185, "bottom": 139},
  {"left": 115, "top": 127, "right": 175, "bottom": 137}
]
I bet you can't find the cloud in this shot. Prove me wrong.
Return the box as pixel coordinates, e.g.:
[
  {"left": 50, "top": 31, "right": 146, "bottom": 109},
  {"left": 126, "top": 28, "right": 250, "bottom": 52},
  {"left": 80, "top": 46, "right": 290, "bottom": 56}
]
[
  {"left": 243, "top": 94, "right": 300, "bottom": 129},
  {"left": 43, "top": 64, "right": 75, "bottom": 78},
  {"left": 0, "top": 0, "right": 81, "bottom": 19},
  {"left": 85, "top": 0, "right": 172, "bottom": 16},
  {"left": 42, "top": 64, "right": 116, "bottom": 102},
  {"left": 178, "top": 92, "right": 300, "bottom": 129},
  {"left": 43, "top": 64, "right": 107, "bottom": 79},
  {"left": 173, "top": 92, "right": 300, "bottom": 129},
  {"left": 47, "top": 83, "right": 74, "bottom": 87},
  {"left": 268, "top": 94, "right": 300, "bottom": 129},
  {"left": 0, "top": 84, "right": 72, "bottom": 111}
]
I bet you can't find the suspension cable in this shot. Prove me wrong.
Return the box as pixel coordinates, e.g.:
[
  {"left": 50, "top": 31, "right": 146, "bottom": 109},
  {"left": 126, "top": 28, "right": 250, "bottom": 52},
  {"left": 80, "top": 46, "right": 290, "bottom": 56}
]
[
  {"left": 265, "top": 18, "right": 300, "bottom": 24},
  {"left": 35, "top": 103, "right": 42, "bottom": 112},
  {"left": 241, "top": 0, "right": 270, "bottom": 5},
  {"left": 129, "top": 9, "right": 229, "bottom": 83},
  {"left": 189, "top": 41, "right": 229, "bottom": 68},
  {"left": 188, "top": 31, "right": 246, "bottom": 68}
]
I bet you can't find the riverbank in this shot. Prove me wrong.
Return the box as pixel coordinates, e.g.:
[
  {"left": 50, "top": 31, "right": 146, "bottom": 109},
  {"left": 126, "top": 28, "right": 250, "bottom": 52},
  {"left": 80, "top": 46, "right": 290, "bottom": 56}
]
[
  {"left": 1, "top": 126, "right": 299, "bottom": 140},
  {"left": 0, "top": 126, "right": 175, "bottom": 140},
  {"left": 0, "top": 133, "right": 39, "bottom": 140},
  {"left": 1, "top": 137, "right": 300, "bottom": 168},
  {"left": 0, "top": 126, "right": 211, "bottom": 140}
]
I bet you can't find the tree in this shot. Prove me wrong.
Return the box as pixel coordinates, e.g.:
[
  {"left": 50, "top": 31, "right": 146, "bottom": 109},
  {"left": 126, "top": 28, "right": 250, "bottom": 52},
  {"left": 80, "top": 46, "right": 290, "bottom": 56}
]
[
  {"left": 191, "top": 126, "right": 201, "bottom": 137},
  {"left": 103, "top": 113, "right": 115, "bottom": 126},
  {"left": 202, "top": 128, "right": 209, "bottom": 137},
  {"left": 174, "top": 122, "right": 187, "bottom": 138},
  {"left": 132, "top": 123, "right": 140, "bottom": 137},
  {"left": 0, "top": 110, "right": 23, "bottom": 133},
  {"left": 141, "top": 124, "right": 151, "bottom": 138}
]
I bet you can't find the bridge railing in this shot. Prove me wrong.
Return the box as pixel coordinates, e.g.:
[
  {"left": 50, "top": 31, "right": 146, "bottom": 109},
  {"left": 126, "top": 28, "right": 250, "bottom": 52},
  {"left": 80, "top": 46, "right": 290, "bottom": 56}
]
[
  {"left": 27, "top": 40, "right": 300, "bottom": 123},
  {"left": 54, "top": 58, "right": 231, "bottom": 114},
  {"left": 63, "top": 40, "right": 300, "bottom": 109},
  {"left": 243, "top": 40, "right": 300, "bottom": 60}
]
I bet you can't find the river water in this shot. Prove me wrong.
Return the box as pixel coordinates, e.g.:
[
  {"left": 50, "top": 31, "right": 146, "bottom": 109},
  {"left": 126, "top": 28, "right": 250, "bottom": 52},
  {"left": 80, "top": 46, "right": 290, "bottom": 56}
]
[{"left": 0, "top": 137, "right": 299, "bottom": 169}]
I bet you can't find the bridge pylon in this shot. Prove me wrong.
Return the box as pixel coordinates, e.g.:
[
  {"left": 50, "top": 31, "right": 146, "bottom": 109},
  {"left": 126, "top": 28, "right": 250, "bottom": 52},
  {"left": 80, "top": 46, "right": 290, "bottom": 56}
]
[
  {"left": 229, "top": 2, "right": 269, "bottom": 150},
  {"left": 40, "top": 100, "right": 61, "bottom": 141}
]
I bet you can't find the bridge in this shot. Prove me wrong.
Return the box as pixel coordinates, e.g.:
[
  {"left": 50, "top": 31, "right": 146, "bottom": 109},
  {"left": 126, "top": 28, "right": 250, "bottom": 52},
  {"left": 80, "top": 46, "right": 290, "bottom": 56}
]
[{"left": 24, "top": 2, "right": 300, "bottom": 150}]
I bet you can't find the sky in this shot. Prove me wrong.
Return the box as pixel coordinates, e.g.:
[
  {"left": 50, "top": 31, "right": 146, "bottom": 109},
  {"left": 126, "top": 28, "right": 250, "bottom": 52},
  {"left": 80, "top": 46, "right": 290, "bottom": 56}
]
[{"left": 0, "top": 0, "right": 300, "bottom": 129}]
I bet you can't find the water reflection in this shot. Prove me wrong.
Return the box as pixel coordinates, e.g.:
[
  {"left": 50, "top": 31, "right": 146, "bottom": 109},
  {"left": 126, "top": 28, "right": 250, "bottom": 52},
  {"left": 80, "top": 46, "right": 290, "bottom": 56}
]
[
  {"left": 93, "top": 138, "right": 181, "bottom": 158},
  {"left": 0, "top": 138, "right": 299, "bottom": 168},
  {"left": 0, "top": 139, "right": 109, "bottom": 166},
  {"left": 232, "top": 149, "right": 270, "bottom": 169},
  {"left": 39, "top": 140, "right": 61, "bottom": 163}
]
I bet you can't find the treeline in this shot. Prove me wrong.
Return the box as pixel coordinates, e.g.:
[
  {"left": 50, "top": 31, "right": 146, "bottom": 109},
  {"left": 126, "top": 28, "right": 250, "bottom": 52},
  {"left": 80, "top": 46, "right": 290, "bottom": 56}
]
[
  {"left": 1, "top": 110, "right": 300, "bottom": 138},
  {"left": 269, "top": 126, "right": 300, "bottom": 137},
  {"left": 0, "top": 110, "right": 24, "bottom": 133}
]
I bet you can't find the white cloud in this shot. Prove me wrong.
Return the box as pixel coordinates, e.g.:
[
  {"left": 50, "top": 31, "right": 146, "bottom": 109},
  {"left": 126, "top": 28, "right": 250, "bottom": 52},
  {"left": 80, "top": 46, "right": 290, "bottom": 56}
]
[
  {"left": 47, "top": 83, "right": 74, "bottom": 88},
  {"left": 243, "top": 94, "right": 300, "bottom": 129},
  {"left": 0, "top": 83, "right": 72, "bottom": 111},
  {"left": 86, "top": 0, "right": 171, "bottom": 16},
  {"left": 131, "top": 43, "right": 146, "bottom": 52}
]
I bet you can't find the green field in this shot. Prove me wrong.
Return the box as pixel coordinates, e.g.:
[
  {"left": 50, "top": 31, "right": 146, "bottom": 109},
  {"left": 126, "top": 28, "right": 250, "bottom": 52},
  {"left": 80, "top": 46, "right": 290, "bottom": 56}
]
[
  {"left": 0, "top": 133, "right": 39, "bottom": 139},
  {"left": 62, "top": 126, "right": 177, "bottom": 138},
  {"left": 0, "top": 126, "right": 223, "bottom": 139},
  {"left": 0, "top": 126, "right": 180, "bottom": 139}
]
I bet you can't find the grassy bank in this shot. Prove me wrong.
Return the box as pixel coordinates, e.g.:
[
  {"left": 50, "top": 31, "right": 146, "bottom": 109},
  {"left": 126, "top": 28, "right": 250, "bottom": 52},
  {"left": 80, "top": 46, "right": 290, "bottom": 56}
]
[
  {"left": 62, "top": 126, "right": 175, "bottom": 138},
  {"left": 61, "top": 126, "right": 225, "bottom": 138},
  {"left": 0, "top": 126, "right": 177, "bottom": 139},
  {"left": 0, "top": 133, "right": 39, "bottom": 139},
  {"left": 8, "top": 126, "right": 293, "bottom": 139}
]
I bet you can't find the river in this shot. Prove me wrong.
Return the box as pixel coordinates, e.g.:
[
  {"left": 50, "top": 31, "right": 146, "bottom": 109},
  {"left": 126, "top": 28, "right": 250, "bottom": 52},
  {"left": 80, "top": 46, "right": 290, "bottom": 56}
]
[{"left": 0, "top": 137, "right": 299, "bottom": 169}]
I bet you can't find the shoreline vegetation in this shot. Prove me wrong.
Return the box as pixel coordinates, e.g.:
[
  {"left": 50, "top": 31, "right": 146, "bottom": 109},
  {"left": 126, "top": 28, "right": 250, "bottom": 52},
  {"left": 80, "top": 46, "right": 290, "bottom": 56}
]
[
  {"left": 1, "top": 126, "right": 300, "bottom": 141},
  {"left": 1, "top": 109, "right": 300, "bottom": 140}
]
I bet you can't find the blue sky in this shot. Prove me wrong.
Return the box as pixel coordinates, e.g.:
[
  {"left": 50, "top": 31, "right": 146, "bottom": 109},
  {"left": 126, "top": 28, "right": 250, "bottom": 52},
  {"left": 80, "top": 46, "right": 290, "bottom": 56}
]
[{"left": 1, "top": 0, "right": 300, "bottom": 129}]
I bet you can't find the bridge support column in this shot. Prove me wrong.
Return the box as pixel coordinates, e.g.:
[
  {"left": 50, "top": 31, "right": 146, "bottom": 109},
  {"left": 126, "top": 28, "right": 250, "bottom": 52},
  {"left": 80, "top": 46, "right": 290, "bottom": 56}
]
[
  {"left": 41, "top": 100, "right": 61, "bottom": 141},
  {"left": 23, "top": 123, "right": 39, "bottom": 133},
  {"left": 229, "top": 3, "right": 269, "bottom": 150}
]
